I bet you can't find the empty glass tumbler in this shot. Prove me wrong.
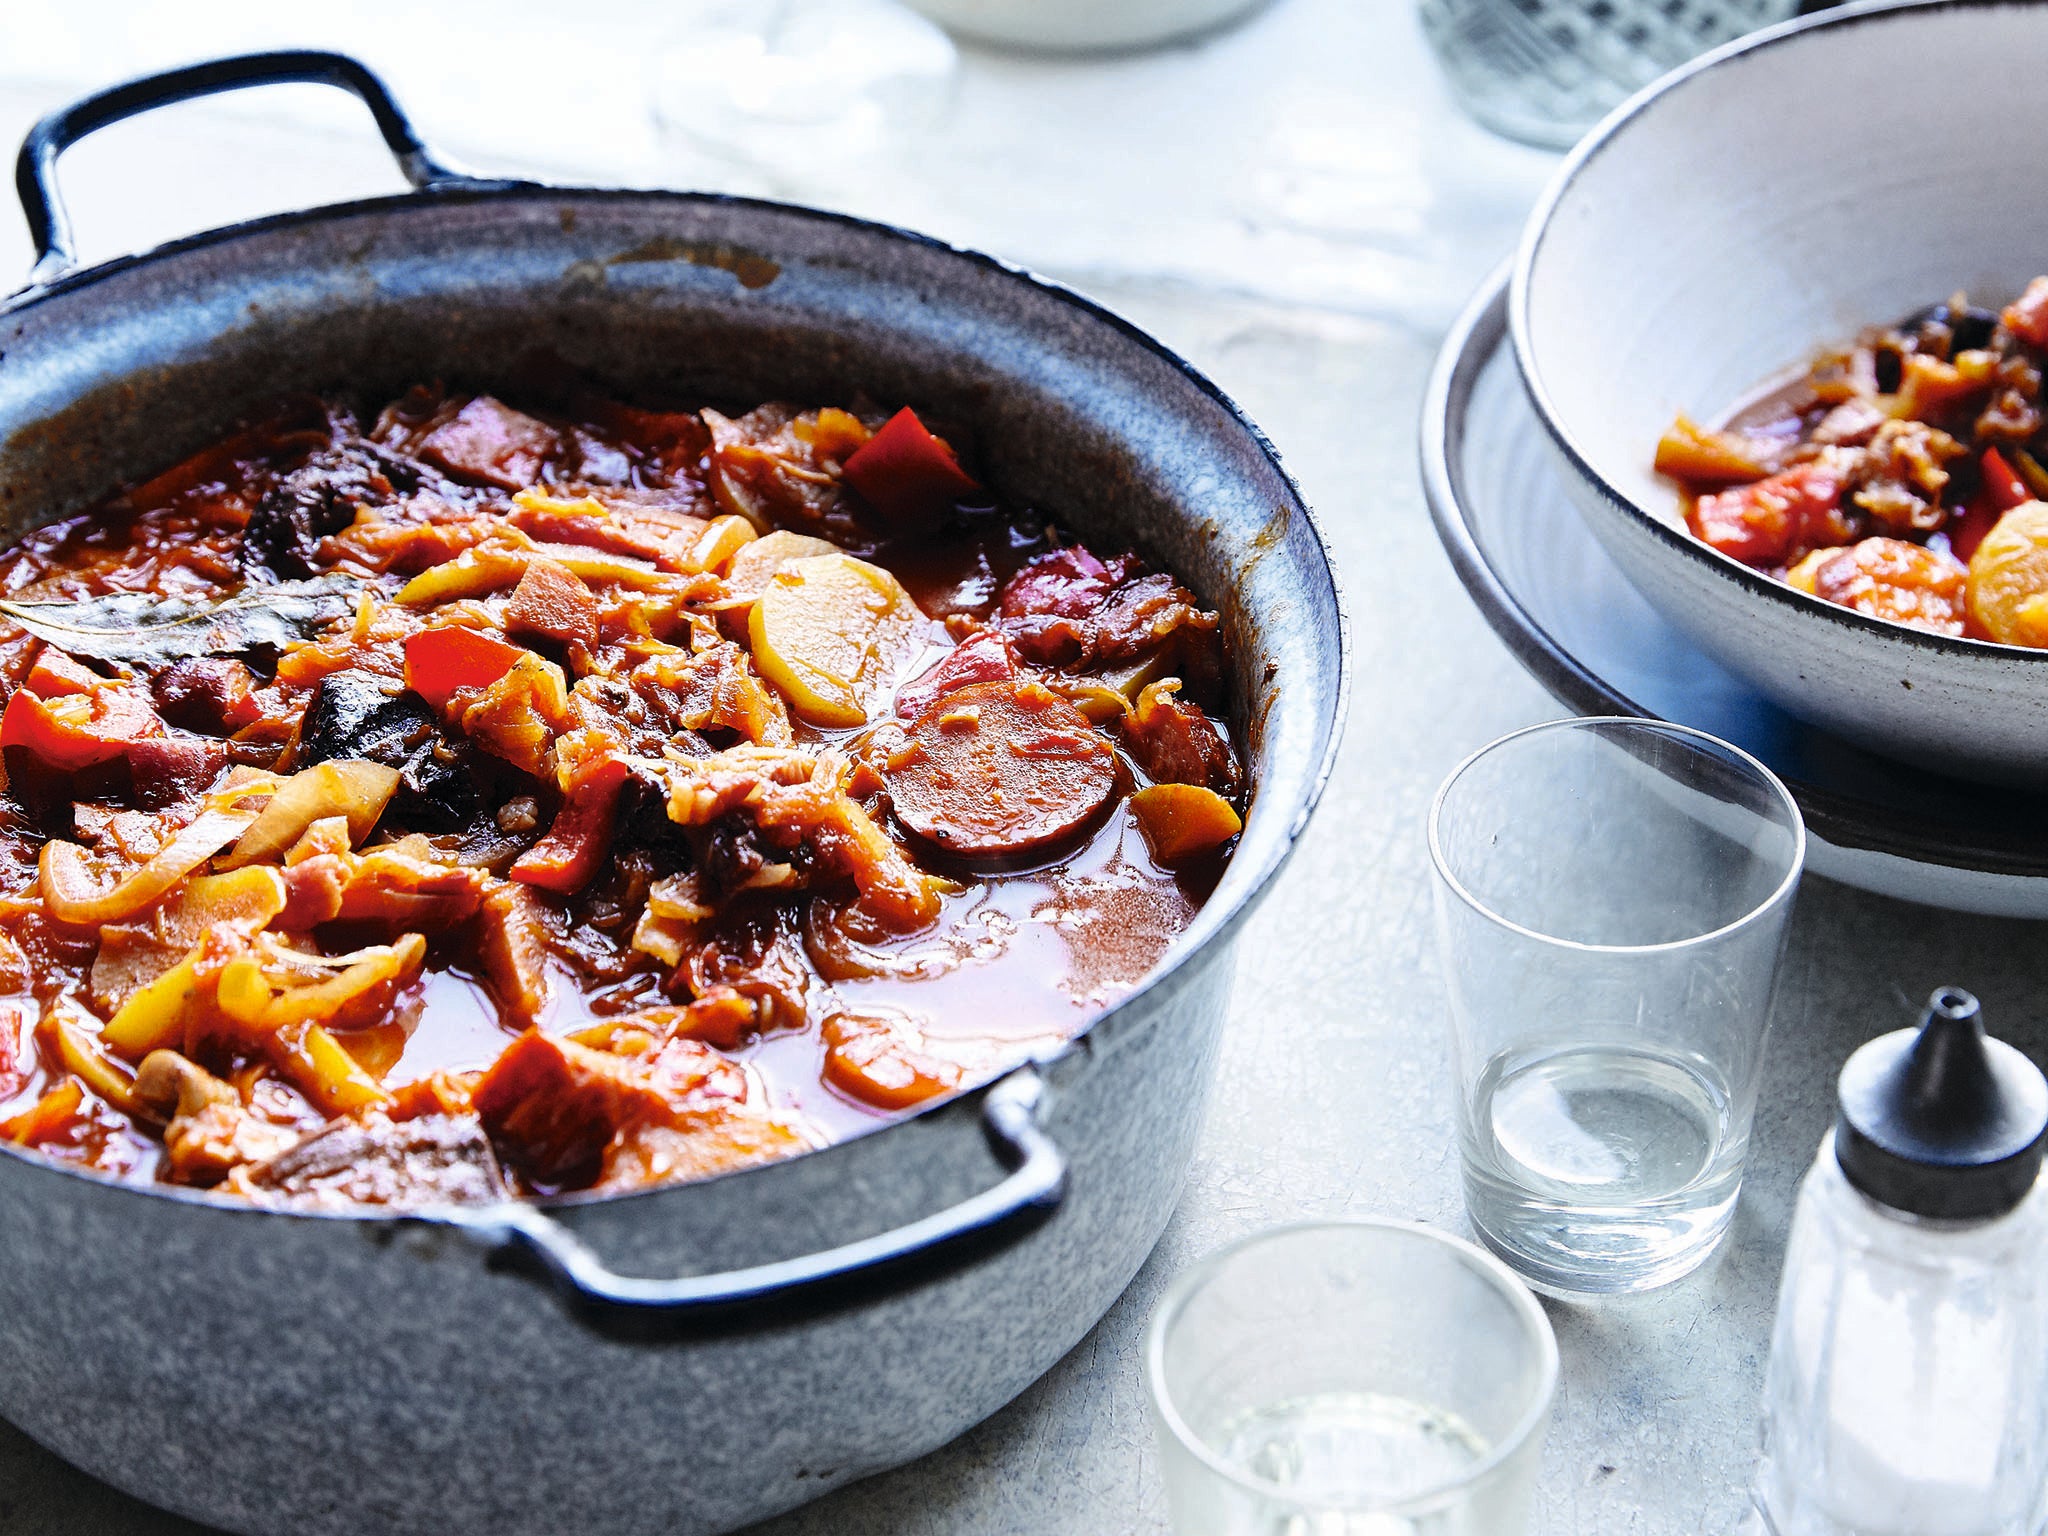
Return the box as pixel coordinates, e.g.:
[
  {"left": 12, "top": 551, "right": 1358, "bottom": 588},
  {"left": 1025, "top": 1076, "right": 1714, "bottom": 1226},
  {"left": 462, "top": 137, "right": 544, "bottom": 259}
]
[
  {"left": 1428, "top": 718, "right": 1805, "bottom": 1294},
  {"left": 1146, "top": 1221, "right": 1558, "bottom": 1534},
  {"left": 1418, "top": 0, "right": 1804, "bottom": 150}
]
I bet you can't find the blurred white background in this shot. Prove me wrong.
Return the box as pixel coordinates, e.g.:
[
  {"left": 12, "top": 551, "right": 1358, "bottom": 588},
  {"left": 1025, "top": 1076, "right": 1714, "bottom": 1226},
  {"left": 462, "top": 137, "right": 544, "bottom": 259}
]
[{"left": 0, "top": 0, "right": 1555, "bottom": 326}]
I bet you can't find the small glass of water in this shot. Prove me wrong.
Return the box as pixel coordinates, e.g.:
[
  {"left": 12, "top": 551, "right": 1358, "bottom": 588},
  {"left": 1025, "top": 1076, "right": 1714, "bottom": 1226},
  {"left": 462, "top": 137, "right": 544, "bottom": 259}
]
[
  {"left": 1428, "top": 718, "right": 1804, "bottom": 1295},
  {"left": 1146, "top": 1220, "right": 1558, "bottom": 1534}
]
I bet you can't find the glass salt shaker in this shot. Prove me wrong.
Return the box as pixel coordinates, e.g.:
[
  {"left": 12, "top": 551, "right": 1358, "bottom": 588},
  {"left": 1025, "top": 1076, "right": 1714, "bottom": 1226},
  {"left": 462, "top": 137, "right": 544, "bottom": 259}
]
[{"left": 1756, "top": 987, "right": 2048, "bottom": 1536}]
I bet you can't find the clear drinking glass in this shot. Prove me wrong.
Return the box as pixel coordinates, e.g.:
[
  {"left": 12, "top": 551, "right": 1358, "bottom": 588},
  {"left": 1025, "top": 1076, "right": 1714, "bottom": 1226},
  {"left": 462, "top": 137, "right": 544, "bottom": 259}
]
[
  {"left": 1145, "top": 1220, "right": 1558, "bottom": 1535},
  {"left": 1417, "top": 0, "right": 1803, "bottom": 150},
  {"left": 1427, "top": 718, "right": 1804, "bottom": 1295}
]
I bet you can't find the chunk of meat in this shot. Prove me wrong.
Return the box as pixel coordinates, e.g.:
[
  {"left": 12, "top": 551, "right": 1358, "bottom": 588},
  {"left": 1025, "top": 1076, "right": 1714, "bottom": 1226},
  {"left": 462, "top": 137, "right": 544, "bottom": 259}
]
[
  {"left": 597, "top": 1111, "right": 811, "bottom": 1193},
  {"left": 476, "top": 882, "right": 555, "bottom": 1029},
  {"left": 885, "top": 679, "right": 1117, "bottom": 857},
  {"left": 414, "top": 397, "right": 563, "bottom": 490},
  {"left": 1081, "top": 574, "right": 1221, "bottom": 665},
  {"left": 1000, "top": 546, "right": 1127, "bottom": 620},
  {"left": 1121, "top": 679, "right": 1242, "bottom": 795},
  {"left": 1809, "top": 397, "right": 1888, "bottom": 449},
  {"left": 322, "top": 496, "right": 501, "bottom": 576},
  {"left": 126, "top": 734, "right": 231, "bottom": 810},
  {"left": 629, "top": 642, "right": 793, "bottom": 747},
  {"left": 1689, "top": 449, "right": 1863, "bottom": 567},
  {"left": 507, "top": 489, "right": 717, "bottom": 572},
  {"left": 505, "top": 557, "right": 600, "bottom": 649},
  {"left": 455, "top": 654, "right": 573, "bottom": 778},
  {"left": 999, "top": 549, "right": 1219, "bottom": 670},
  {"left": 232, "top": 1113, "right": 508, "bottom": 1208},
  {"left": 1786, "top": 537, "right": 1967, "bottom": 636},
  {"left": 471, "top": 1029, "right": 748, "bottom": 1187},
  {"left": 152, "top": 658, "right": 262, "bottom": 735},
  {"left": 135, "top": 1050, "right": 298, "bottom": 1185},
  {"left": 666, "top": 747, "right": 944, "bottom": 930},
  {"left": 893, "top": 630, "right": 1015, "bottom": 720},
  {"left": 703, "top": 405, "right": 871, "bottom": 528},
  {"left": 1850, "top": 419, "right": 1965, "bottom": 533},
  {"left": 336, "top": 844, "right": 489, "bottom": 934}
]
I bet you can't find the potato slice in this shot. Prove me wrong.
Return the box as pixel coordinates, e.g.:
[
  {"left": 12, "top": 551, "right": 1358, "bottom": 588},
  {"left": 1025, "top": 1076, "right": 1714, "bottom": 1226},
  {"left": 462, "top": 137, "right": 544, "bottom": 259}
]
[
  {"left": 1967, "top": 501, "right": 2048, "bottom": 646},
  {"left": 747, "top": 553, "right": 925, "bottom": 727},
  {"left": 724, "top": 530, "right": 843, "bottom": 598},
  {"left": 686, "top": 514, "right": 758, "bottom": 575}
]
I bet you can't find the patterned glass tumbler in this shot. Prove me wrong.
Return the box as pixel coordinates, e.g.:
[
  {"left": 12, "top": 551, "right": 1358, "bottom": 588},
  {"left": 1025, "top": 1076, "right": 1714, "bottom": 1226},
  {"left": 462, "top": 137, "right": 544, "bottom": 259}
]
[{"left": 1419, "top": 0, "right": 1805, "bottom": 149}]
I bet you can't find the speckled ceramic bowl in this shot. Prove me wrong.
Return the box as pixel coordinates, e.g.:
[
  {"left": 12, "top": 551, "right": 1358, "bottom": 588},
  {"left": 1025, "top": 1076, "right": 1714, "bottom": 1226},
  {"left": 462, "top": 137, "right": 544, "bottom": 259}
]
[{"left": 1513, "top": 0, "right": 2048, "bottom": 788}]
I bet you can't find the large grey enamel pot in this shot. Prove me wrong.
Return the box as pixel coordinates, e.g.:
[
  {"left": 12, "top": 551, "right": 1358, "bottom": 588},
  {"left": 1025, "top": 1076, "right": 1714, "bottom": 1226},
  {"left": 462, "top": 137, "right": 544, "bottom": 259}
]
[
  {"left": 0, "top": 53, "right": 1346, "bottom": 1536},
  {"left": 1512, "top": 0, "right": 2048, "bottom": 788}
]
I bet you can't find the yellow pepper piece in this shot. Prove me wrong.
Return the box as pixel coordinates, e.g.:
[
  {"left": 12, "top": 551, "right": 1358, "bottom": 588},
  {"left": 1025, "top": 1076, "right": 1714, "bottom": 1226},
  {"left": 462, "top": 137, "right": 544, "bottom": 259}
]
[
  {"left": 49, "top": 1011, "right": 146, "bottom": 1117},
  {"left": 100, "top": 946, "right": 207, "bottom": 1059},
  {"left": 215, "top": 934, "right": 426, "bottom": 1033},
  {"left": 1128, "top": 783, "right": 1244, "bottom": 864}
]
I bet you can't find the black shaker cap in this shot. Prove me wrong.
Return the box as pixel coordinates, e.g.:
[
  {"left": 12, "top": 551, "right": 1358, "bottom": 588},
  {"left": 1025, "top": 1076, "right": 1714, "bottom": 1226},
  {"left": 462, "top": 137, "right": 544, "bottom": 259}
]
[{"left": 1835, "top": 987, "right": 2048, "bottom": 1221}]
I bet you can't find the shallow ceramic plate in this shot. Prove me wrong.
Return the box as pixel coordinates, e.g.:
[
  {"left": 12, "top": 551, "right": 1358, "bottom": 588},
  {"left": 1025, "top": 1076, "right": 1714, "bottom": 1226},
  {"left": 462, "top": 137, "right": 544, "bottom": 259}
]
[
  {"left": 1511, "top": 0, "right": 2048, "bottom": 787},
  {"left": 1425, "top": 276, "right": 2048, "bottom": 918}
]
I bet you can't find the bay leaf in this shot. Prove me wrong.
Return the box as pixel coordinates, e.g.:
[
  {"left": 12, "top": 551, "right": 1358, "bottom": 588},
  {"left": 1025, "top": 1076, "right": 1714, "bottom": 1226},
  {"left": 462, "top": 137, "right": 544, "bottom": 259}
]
[{"left": 0, "top": 575, "right": 359, "bottom": 667}]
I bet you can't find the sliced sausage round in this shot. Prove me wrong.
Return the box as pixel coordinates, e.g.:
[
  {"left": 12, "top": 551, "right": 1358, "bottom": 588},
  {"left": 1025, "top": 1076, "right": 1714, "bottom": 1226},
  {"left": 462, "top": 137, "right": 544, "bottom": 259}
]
[{"left": 885, "top": 679, "right": 1116, "bottom": 857}]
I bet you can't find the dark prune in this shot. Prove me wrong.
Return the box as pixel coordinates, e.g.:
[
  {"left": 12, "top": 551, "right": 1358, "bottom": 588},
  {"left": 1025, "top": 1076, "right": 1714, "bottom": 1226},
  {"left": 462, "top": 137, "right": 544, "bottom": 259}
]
[
  {"left": 297, "top": 673, "right": 481, "bottom": 831},
  {"left": 242, "top": 443, "right": 427, "bottom": 581}
]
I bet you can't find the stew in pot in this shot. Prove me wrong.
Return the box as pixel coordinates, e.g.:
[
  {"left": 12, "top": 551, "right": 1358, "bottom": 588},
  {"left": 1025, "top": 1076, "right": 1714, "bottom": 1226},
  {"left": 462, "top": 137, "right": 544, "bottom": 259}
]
[
  {"left": 1656, "top": 275, "right": 2048, "bottom": 644},
  {"left": 0, "top": 385, "right": 1244, "bottom": 1208}
]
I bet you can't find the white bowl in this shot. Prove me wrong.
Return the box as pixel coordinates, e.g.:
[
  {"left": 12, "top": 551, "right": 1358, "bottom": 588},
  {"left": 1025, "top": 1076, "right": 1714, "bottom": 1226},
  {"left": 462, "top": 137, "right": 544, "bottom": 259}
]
[
  {"left": 902, "top": 0, "right": 1267, "bottom": 51},
  {"left": 1512, "top": 0, "right": 2048, "bottom": 787}
]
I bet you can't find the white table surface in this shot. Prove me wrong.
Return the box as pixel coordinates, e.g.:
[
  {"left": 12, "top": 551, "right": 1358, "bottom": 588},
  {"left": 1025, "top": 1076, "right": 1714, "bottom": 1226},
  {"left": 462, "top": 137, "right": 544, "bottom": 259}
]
[{"left": 3, "top": 4, "right": 2038, "bottom": 1533}]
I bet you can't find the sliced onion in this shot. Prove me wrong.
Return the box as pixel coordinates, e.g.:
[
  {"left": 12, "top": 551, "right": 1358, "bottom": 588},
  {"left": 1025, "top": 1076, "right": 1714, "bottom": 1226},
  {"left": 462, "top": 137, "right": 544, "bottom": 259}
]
[
  {"left": 40, "top": 807, "right": 256, "bottom": 927},
  {"left": 219, "top": 760, "right": 400, "bottom": 871}
]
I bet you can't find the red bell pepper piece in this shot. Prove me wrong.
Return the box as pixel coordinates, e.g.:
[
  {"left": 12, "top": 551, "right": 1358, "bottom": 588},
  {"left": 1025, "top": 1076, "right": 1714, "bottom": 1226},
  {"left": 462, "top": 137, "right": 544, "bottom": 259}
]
[
  {"left": 1980, "top": 447, "right": 2031, "bottom": 513},
  {"left": 510, "top": 760, "right": 629, "bottom": 894},
  {"left": 1951, "top": 449, "right": 2033, "bottom": 564},
  {"left": 841, "top": 408, "right": 983, "bottom": 525},
  {"left": 24, "top": 649, "right": 102, "bottom": 698},
  {"left": 2001, "top": 276, "right": 2048, "bottom": 352},
  {"left": 894, "top": 630, "right": 1016, "bottom": 719},
  {"left": 0, "top": 686, "right": 163, "bottom": 770},
  {"left": 404, "top": 627, "right": 529, "bottom": 711}
]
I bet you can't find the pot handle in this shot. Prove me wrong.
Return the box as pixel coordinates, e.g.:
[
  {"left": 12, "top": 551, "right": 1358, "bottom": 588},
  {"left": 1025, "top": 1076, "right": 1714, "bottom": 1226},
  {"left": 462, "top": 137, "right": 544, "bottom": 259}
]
[
  {"left": 15, "top": 49, "right": 488, "bottom": 288},
  {"left": 423, "top": 1065, "right": 1067, "bottom": 1330}
]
